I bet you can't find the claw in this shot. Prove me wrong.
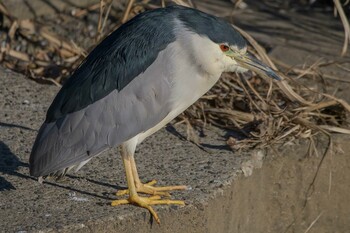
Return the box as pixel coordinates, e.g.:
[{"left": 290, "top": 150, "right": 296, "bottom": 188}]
[
  {"left": 111, "top": 194, "right": 185, "bottom": 224},
  {"left": 116, "top": 179, "right": 186, "bottom": 197},
  {"left": 146, "top": 179, "right": 157, "bottom": 186},
  {"left": 116, "top": 180, "right": 160, "bottom": 196},
  {"left": 116, "top": 151, "right": 188, "bottom": 224}
]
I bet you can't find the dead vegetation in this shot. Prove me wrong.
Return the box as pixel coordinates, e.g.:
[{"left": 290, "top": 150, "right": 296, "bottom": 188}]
[{"left": 0, "top": 0, "right": 349, "bottom": 155}]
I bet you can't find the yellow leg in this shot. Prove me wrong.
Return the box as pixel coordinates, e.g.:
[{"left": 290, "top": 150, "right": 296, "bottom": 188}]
[
  {"left": 116, "top": 155, "right": 187, "bottom": 197},
  {"left": 111, "top": 145, "right": 185, "bottom": 224}
]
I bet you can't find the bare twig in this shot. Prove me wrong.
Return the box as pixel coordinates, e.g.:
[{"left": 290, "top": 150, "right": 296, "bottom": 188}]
[
  {"left": 304, "top": 212, "right": 324, "bottom": 233},
  {"left": 171, "top": 0, "right": 192, "bottom": 7},
  {"left": 122, "top": 0, "right": 135, "bottom": 23},
  {"left": 96, "top": 0, "right": 114, "bottom": 42},
  {"left": 333, "top": 0, "right": 350, "bottom": 56},
  {"left": 97, "top": 0, "right": 105, "bottom": 41}
]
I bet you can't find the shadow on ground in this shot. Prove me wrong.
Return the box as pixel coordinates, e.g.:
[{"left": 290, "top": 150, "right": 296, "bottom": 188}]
[{"left": 0, "top": 140, "right": 29, "bottom": 191}]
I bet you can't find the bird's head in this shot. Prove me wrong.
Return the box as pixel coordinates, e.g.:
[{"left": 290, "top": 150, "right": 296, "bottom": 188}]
[
  {"left": 216, "top": 42, "right": 281, "bottom": 80},
  {"left": 175, "top": 6, "right": 281, "bottom": 81}
]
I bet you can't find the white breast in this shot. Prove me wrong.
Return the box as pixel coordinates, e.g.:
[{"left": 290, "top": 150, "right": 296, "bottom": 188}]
[{"left": 135, "top": 38, "right": 222, "bottom": 144}]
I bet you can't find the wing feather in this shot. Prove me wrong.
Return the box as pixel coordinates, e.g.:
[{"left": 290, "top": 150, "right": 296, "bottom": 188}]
[
  {"left": 29, "top": 52, "right": 174, "bottom": 176},
  {"left": 29, "top": 7, "right": 182, "bottom": 177}
]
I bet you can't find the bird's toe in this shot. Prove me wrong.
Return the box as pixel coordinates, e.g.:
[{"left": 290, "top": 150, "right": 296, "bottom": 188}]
[
  {"left": 116, "top": 180, "right": 186, "bottom": 197},
  {"left": 111, "top": 193, "right": 185, "bottom": 224}
]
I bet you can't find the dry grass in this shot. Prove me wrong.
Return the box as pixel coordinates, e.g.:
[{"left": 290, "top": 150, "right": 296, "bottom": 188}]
[
  {"left": 166, "top": 0, "right": 350, "bottom": 153},
  {"left": 0, "top": 2, "right": 86, "bottom": 86},
  {"left": 0, "top": 0, "right": 349, "bottom": 154}
]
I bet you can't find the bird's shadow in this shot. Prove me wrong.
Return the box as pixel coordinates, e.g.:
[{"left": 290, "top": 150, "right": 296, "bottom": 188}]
[
  {"left": 0, "top": 140, "right": 29, "bottom": 191},
  {"left": 165, "top": 124, "right": 234, "bottom": 152},
  {"left": 0, "top": 140, "right": 121, "bottom": 202},
  {"left": 165, "top": 120, "right": 263, "bottom": 153},
  {"left": 0, "top": 122, "right": 36, "bottom": 131},
  {"left": 0, "top": 122, "right": 121, "bottom": 202}
]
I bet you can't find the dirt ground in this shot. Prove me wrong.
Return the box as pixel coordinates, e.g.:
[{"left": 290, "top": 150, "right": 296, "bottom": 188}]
[{"left": 1, "top": 0, "right": 350, "bottom": 233}]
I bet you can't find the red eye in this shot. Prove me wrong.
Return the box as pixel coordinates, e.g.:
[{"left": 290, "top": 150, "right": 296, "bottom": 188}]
[{"left": 220, "top": 44, "right": 230, "bottom": 52}]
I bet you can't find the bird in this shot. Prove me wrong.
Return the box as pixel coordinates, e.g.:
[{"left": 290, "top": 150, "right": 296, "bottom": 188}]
[{"left": 29, "top": 5, "right": 280, "bottom": 223}]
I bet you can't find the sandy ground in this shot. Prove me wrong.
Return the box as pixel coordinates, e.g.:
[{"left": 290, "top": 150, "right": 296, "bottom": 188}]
[{"left": 1, "top": 0, "right": 350, "bottom": 232}]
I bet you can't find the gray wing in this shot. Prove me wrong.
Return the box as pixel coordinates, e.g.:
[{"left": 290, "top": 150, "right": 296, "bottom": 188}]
[
  {"left": 29, "top": 61, "right": 173, "bottom": 177},
  {"left": 29, "top": 6, "right": 179, "bottom": 177}
]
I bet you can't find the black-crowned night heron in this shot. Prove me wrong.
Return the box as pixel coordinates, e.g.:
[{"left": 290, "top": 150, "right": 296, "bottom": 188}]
[{"left": 30, "top": 5, "right": 280, "bottom": 223}]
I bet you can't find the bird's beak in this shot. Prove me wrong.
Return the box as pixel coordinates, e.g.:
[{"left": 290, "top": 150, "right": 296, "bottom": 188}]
[{"left": 228, "top": 51, "right": 281, "bottom": 80}]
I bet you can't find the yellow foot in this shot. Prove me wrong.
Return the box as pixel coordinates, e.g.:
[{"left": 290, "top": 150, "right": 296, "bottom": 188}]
[
  {"left": 116, "top": 180, "right": 187, "bottom": 197},
  {"left": 111, "top": 194, "right": 185, "bottom": 224}
]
